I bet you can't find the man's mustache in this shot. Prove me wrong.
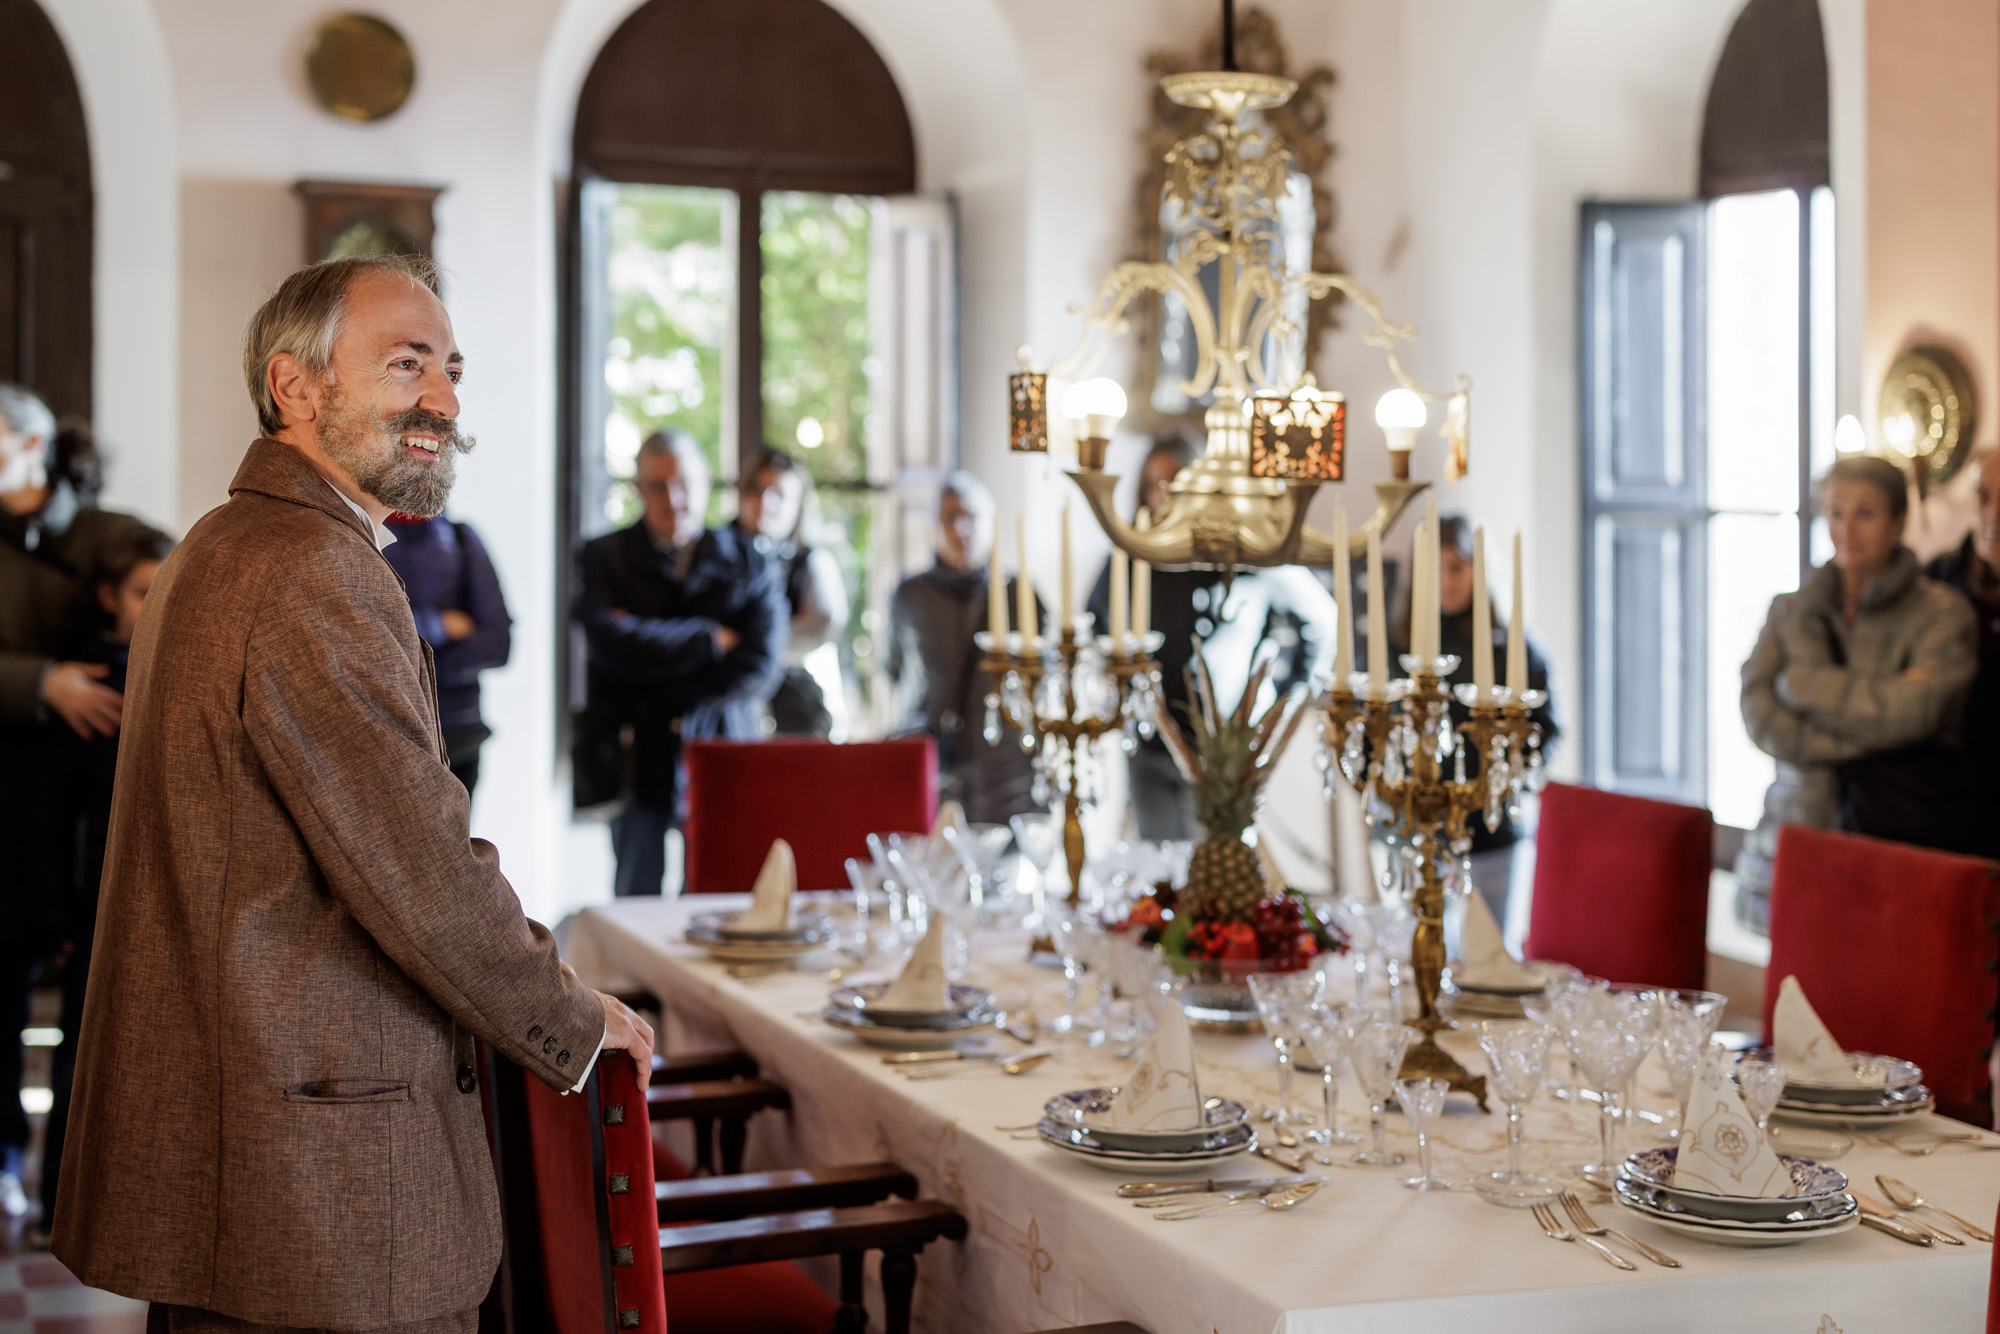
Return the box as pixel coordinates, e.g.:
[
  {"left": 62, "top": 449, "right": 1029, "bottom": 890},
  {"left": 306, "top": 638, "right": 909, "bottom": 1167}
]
[{"left": 377, "top": 406, "right": 475, "bottom": 455}]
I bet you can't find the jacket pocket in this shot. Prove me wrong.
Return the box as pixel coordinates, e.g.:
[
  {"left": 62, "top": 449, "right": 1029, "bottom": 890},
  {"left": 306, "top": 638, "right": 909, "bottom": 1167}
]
[{"left": 283, "top": 1079, "right": 412, "bottom": 1104}]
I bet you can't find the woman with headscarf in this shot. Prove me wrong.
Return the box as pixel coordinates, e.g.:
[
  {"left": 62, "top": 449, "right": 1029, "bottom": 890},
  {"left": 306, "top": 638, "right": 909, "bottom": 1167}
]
[{"left": 1737, "top": 454, "right": 1981, "bottom": 927}]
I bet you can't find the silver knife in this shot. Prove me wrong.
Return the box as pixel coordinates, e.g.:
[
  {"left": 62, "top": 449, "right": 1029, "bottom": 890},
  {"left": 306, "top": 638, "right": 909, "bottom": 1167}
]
[
  {"left": 1855, "top": 1192, "right": 1961, "bottom": 1245},
  {"left": 1859, "top": 1213, "right": 1934, "bottom": 1246},
  {"left": 1117, "top": 1174, "right": 1298, "bottom": 1199}
]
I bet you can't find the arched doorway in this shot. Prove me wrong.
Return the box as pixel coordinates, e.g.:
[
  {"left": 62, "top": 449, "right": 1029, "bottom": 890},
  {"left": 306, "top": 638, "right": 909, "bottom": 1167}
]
[
  {"left": 563, "top": 0, "right": 943, "bottom": 741},
  {"left": 0, "top": 0, "right": 91, "bottom": 422}
]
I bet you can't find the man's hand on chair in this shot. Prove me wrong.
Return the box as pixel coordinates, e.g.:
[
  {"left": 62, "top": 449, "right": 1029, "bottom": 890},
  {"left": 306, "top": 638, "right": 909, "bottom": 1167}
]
[{"left": 597, "top": 991, "right": 657, "bottom": 1088}]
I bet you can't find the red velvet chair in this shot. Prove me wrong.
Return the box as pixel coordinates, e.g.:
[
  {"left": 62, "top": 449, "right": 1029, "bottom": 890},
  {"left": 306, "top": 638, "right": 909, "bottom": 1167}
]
[
  {"left": 1522, "top": 782, "right": 1713, "bottom": 990},
  {"left": 682, "top": 739, "right": 937, "bottom": 894},
  {"left": 489, "top": 1049, "right": 965, "bottom": 1334},
  {"left": 1761, "top": 824, "right": 2000, "bottom": 1128}
]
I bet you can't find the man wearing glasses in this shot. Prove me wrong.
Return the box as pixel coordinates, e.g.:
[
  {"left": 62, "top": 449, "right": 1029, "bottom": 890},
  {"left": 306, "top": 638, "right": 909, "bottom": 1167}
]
[{"left": 574, "top": 430, "right": 787, "bottom": 895}]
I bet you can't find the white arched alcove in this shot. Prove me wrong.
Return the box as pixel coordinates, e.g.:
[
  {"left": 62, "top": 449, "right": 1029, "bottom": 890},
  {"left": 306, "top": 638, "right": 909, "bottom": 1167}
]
[{"left": 33, "top": 0, "right": 179, "bottom": 532}]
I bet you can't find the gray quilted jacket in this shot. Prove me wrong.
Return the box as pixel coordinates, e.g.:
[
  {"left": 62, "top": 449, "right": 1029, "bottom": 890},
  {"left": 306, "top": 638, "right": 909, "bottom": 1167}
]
[{"left": 1735, "top": 546, "right": 1977, "bottom": 896}]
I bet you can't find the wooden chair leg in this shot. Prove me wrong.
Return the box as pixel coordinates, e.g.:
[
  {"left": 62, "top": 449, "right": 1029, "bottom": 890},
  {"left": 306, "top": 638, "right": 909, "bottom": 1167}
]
[
  {"left": 693, "top": 1115, "right": 715, "bottom": 1175},
  {"left": 719, "top": 1113, "right": 748, "bottom": 1176},
  {"left": 880, "top": 1250, "right": 917, "bottom": 1334},
  {"left": 834, "top": 1251, "right": 868, "bottom": 1334}
]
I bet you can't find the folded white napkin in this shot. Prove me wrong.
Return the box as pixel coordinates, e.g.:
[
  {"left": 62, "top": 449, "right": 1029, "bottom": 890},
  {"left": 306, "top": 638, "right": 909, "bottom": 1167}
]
[
  {"left": 1672, "top": 1046, "right": 1794, "bottom": 1197},
  {"left": 1093, "top": 1003, "right": 1205, "bottom": 1132},
  {"left": 871, "top": 913, "right": 952, "bottom": 1013},
  {"left": 1772, "top": 975, "right": 1875, "bottom": 1086},
  {"left": 726, "top": 840, "right": 796, "bottom": 932},
  {"left": 1454, "top": 888, "right": 1537, "bottom": 990}
]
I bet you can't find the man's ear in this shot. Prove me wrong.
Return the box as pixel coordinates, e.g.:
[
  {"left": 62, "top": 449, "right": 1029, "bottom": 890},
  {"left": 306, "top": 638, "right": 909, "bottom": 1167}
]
[
  {"left": 268, "top": 352, "right": 322, "bottom": 433},
  {"left": 97, "top": 581, "right": 120, "bottom": 617}
]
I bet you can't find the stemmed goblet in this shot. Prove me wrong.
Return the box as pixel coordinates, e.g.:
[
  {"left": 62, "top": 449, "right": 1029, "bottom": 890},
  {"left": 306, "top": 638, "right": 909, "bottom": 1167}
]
[
  {"left": 1473, "top": 1020, "right": 1557, "bottom": 1206},
  {"left": 1563, "top": 1012, "right": 1654, "bottom": 1183},
  {"left": 1248, "top": 970, "right": 1325, "bottom": 1127},
  {"left": 1654, "top": 997, "right": 1714, "bottom": 1141},
  {"left": 1348, "top": 1021, "right": 1418, "bottom": 1167},
  {"left": 1522, "top": 976, "right": 1600, "bottom": 1102},
  {"left": 1398, "top": 1078, "right": 1454, "bottom": 1190},
  {"left": 1008, "top": 813, "right": 1061, "bottom": 936},
  {"left": 1046, "top": 906, "right": 1096, "bottom": 1036},
  {"left": 1368, "top": 906, "right": 1418, "bottom": 1022},
  {"left": 1327, "top": 899, "right": 1377, "bottom": 1007},
  {"left": 1297, "top": 1003, "right": 1364, "bottom": 1146},
  {"left": 942, "top": 822, "right": 1015, "bottom": 926},
  {"left": 1733, "top": 1058, "right": 1787, "bottom": 1137}
]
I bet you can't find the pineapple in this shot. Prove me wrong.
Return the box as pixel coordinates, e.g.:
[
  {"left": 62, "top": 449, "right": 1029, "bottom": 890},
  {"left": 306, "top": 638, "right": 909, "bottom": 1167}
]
[{"left": 1153, "top": 647, "right": 1306, "bottom": 925}]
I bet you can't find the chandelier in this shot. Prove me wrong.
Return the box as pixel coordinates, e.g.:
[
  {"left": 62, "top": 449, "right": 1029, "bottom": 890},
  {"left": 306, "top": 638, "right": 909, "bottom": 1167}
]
[{"left": 1009, "top": 54, "right": 1471, "bottom": 571}]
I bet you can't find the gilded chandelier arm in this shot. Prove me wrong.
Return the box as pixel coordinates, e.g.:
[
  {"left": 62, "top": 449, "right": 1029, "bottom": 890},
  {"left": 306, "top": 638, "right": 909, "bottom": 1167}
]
[
  {"left": 1294, "top": 479, "right": 1431, "bottom": 565},
  {"left": 1293, "top": 270, "right": 1471, "bottom": 405},
  {"left": 1050, "top": 260, "right": 1216, "bottom": 393}
]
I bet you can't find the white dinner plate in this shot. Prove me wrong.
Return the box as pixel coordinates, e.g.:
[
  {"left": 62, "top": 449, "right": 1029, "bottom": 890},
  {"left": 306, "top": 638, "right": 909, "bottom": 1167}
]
[
  {"left": 822, "top": 1007, "right": 989, "bottom": 1050},
  {"left": 1035, "top": 1120, "right": 1256, "bottom": 1174},
  {"left": 1771, "top": 1097, "right": 1935, "bottom": 1127}
]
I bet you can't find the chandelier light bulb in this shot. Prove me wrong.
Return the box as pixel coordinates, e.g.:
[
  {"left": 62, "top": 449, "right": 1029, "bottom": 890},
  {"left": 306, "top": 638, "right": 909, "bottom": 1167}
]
[
  {"left": 1375, "top": 387, "right": 1425, "bottom": 469},
  {"left": 1062, "top": 377, "right": 1128, "bottom": 435},
  {"left": 1833, "top": 414, "right": 1865, "bottom": 455}
]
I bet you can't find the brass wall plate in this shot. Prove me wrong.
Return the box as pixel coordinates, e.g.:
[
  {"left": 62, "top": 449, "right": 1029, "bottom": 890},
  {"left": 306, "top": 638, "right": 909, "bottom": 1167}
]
[
  {"left": 1878, "top": 345, "right": 1977, "bottom": 488},
  {"left": 305, "top": 13, "right": 416, "bottom": 123}
]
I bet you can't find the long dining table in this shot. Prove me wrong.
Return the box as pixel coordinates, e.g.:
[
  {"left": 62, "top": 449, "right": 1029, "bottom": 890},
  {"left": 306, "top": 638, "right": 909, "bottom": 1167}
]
[{"left": 565, "top": 894, "right": 1997, "bottom": 1334}]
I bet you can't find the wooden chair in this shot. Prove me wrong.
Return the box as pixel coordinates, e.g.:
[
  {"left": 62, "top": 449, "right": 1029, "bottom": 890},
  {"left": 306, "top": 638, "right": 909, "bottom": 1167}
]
[
  {"left": 610, "top": 991, "right": 776, "bottom": 1178},
  {"left": 1762, "top": 824, "right": 2000, "bottom": 1127},
  {"left": 681, "top": 738, "right": 936, "bottom": 894},
  {"left": 483, "top": 1047, "right": 963, "bottom": 1334},
  {"left": 1523, "top": 781, "right": 1713, "bottom": 990}
]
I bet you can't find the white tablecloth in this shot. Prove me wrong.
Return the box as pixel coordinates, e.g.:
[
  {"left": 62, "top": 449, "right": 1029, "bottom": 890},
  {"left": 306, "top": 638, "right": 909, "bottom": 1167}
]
[{"left": 566, "top": 896, "right": 1995, "bottom": 1334}]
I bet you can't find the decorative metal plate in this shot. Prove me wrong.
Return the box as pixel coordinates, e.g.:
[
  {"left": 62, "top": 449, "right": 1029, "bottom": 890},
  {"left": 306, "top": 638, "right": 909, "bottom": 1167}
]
[
  {"left": 306, "top": 14, "right": 417, "bottom": 123},
  {"left": 1878, "top": 344, "right": 1977, "bottom": 488}
]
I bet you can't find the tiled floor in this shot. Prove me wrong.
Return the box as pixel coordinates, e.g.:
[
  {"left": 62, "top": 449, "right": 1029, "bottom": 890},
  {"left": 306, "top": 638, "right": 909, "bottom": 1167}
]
[{"left": 0, "top": 1257, "right": 145, "bottom": 1334}]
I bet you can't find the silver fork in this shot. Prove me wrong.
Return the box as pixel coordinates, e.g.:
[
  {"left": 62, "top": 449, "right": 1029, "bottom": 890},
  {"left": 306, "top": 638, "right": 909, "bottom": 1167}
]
[
  {"left": 1531, "top": 1203, "right": 1635, "bottom": 1270},
  {"left": 1558, "top": 1191, "right": 1680, "bottom": 1268}
]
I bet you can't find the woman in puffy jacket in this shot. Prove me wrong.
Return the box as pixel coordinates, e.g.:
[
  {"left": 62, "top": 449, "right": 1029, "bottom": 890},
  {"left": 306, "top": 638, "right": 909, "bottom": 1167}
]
[{"left": 1735, "top": 454, "right": 1979, "bottom": 927}]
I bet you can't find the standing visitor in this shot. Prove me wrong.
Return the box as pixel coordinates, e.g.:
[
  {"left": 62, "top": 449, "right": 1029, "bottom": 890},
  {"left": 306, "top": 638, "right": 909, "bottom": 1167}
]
[
  {"left": 887, "top": 472, "right": 1038, "bottom": 824},
  {"left": 1737, "top": 454, "right": 1980, "bottom": 926},
  {"left": 53, "top": 255, "right": 653, "bottom": 1327},
  {"left": 1924, "top": 449, "right": 2000, "bottom": 824},
  {"left": 383, "top": 512, "right": 513, "bottom": 795},
  {"left": 734, "top": 449, "right": 849, "bottom": 736},
  {"left": 0, "top": 385, "right": 149, "bottom": 1221},
  {"left": 576, "top": 431, "right": 786, "bottom": 896}
]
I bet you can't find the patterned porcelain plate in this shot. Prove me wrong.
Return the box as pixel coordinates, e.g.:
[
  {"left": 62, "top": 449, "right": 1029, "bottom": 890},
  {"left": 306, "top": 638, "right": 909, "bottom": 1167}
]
[
  {"left": 1620, "top": 1148, "right": 1846, "bottom": 1221},
  {"left": 1738, "top": 1047, "right": 1924, "bottom": 1105},
  {"left": 1042, "top": 1089, "right": 1249, "bottom": 1153},
  {"left": 826, "top": 983, "right": 997, "bottom": 1030},
  {"left": 1613, "top": 1178, "right": 1859, "bottom": 1247},
  {"left": 1035, "top": 1118, "right": 1256, "bottom": 1174},
  {"left": 687, "top": 912, "right": 836, "bottom": 962},
  {"left": 1771, "top": 1093, "right": 1935, "bottom": 1127},
  {"left": 1445, "top": 959, "right": 1581, "bottom": 999},
  {"left": 821, "top": 1006, "right": 990, "bottom": 1051}
]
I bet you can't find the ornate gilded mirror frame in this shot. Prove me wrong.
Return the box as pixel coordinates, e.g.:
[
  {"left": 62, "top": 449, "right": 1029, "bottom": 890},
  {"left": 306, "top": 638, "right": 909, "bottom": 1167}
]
[{"left": 1129, "top": 6, "right": 1337, "bottom": 435}]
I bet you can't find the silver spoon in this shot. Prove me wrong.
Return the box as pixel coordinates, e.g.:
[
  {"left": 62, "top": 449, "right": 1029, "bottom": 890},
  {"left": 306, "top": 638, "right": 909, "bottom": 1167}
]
[
  {"left": 1155, "top": 1179, "right": 1321, "bottom": 1220},
  {"left": 1876, "top": 1175, "right": 1995, "bottom": 1242}
]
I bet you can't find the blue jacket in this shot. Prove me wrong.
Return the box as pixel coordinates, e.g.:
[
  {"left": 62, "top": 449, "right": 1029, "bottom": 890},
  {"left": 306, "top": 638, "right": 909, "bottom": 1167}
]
[
  {"left": 573, "top": 522, "right": 787, "bottom": 813},
  {"left": 383, "top": 515, "right": 512, "bottom": 731}
]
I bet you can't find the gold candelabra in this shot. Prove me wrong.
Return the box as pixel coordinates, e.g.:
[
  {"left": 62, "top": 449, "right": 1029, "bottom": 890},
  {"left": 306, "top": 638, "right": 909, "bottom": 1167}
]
[
  {"left": 1320, "top": 657, "right": 1547, "bottom": 1109},
  {"left": 976, "top": 622, "right": 1164, "bottom": 906}
]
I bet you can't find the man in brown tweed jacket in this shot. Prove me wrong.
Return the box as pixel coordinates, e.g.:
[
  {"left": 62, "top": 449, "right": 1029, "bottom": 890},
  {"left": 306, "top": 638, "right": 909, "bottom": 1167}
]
[{"left": 51, "top": 254, "right": 655, "bottom": 1332}]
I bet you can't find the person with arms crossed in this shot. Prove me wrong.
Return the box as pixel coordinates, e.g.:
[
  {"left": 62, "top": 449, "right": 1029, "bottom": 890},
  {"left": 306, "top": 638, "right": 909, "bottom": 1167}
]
[{"left": 53, "top": 254, "right": 654, "bottom": 1333}]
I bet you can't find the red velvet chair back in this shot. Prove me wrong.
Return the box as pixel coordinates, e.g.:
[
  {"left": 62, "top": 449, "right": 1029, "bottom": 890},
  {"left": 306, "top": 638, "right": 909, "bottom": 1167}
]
[
  {"left": 1523, "top": 782, "right": 1713, "bottom": 990},
  {"left": 1761, "top": 824, "right": 2000, "bottom": 1126},
  {"left": 523, "top": 1055, "right": 667, "bottom": 1334},
  {"left": 683, "top": 738, "right": 937, "bottom": 893}
]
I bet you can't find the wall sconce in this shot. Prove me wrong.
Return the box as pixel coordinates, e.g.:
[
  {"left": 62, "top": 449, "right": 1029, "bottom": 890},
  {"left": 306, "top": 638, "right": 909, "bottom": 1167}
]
[
  {"left": 1248, "top": 376, "right": 1345, "bottom": 481},
  {"left": 1062, "top": 377, "right": 1127, "bottom": 471}
]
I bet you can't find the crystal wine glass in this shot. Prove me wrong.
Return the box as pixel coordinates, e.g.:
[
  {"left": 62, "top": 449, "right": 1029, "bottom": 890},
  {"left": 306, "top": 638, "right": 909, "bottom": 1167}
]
[
  {"left": 1368, "top": 905, "right": 1418, "bottom": 1022},
  {"left": 1653, "top": 997, "right": 1713, "bottom": 1142},
  {"left": 1249, "top": 970, "right": 1325, "bottom": 1126},
  {"left": 1047, "top": 905, "right": 1096, "bottom": 1037},
  {"left": 942, "top": 822, "right": 1015, "bottom": 926},
  {"left": 842, "top": 855, "right": 884, "bottom": 958},
  {"left": 1398, "top": 1077, "right": 1454, "bottom": 1190},
  {"left": 1600, "top": 985, "right": 1662, "bottom": 1138},
  {"left": 1523, "top": 975, "right": 1601, "bottom": 1102},
  {"left": 1563, "top": 1013, "right": 1654, "bottom": 1182},
  {"left": 1733, "top": 1058, "right": 1787, "bottom": 1136},
  {"left": 1297, "top": 1002, "right": 1364, "bottom": 1146},
  {"left": 1008, "top": 812, "right": 1062, "bottom": 936},
  {"left": 1328, "top": 898, "right": 1377, "bottom": 1007},
  {"left": 1348, "top": 1021, "right": 1418, "bottom": 1167},
  {"left": 1473, "top": 1020, "right": 1557, "bottom": 1206}
]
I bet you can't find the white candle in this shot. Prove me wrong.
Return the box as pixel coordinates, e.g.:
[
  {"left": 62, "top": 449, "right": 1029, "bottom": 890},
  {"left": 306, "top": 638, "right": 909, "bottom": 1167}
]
[
  {"left": 1508, "top": 531, "right": 1527, "bottom": 695},
  {"left": 1424, "top": 495, "right": 1441, "bottom": 662},
  {"left": 1471, "top": 524, "right": 1493, "bottom": 697},
  {"left": 1017, "top": 516, "right": 1036, "bottom": 638},
  {"left": 988, "top": 537, "right": 1008, "bottom": 640},
  {"left": 1110, "top": 545, "right": 1129, "bottom": 641},
  {"left": 1132, "top": 510, "right": 1152, "bottom": 639},
  {"left": 1367, "top": 525, "right": 1387, "bottom": 687},
  {"left": 1059, "top": 504, "right": 1073, "bottom": 628},
  {"left": 1332, "top": 506, "right": 1352, "bottom": 683}
]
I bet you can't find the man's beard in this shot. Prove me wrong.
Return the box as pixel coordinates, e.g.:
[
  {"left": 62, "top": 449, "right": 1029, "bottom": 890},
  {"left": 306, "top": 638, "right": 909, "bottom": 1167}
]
[{"left": 317, "top": 384, "right": 475, "bottom": 518}]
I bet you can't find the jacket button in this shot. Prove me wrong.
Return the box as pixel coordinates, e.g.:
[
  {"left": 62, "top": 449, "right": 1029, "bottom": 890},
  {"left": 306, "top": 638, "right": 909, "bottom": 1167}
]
[
  {"left": 528, "top": 1026, "right": 543, "bottom": 1041},
  {"left": 558, "top": 1050, "right": 571, "bottom": 1067},
  {"left": 544, "top": 1037, "right": 557, "bottom": 1054}
]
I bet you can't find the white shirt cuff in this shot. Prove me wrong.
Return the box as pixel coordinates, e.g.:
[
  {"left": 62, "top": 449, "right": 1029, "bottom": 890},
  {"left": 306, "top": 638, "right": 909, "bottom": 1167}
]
[{"left": 561, "top": 1029, "right": 609, "bottom": 1095}]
